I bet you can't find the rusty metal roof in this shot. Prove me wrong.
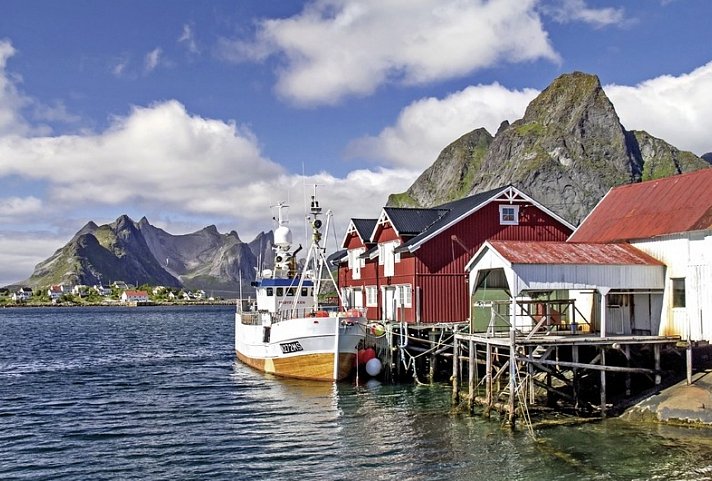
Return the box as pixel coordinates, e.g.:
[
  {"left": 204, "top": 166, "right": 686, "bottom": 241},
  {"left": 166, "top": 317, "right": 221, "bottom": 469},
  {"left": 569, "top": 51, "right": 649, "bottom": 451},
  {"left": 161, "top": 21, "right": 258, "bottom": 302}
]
[
  {"left": 488, "top": 240, "right": 664, "bottom": 265},
  {"left": 570, "top": 168, "right": 712, "bottom": 243}
]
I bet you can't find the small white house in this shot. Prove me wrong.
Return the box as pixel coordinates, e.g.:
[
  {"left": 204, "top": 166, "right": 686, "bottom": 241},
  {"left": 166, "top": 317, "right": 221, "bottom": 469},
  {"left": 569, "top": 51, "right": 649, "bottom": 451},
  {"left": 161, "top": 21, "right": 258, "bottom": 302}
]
[
  {"left": 466, "top": 241, "right": 666, "bottom": 337},
  {"left": 121, "top": 290, "right": 149, "bottom": 303},
  {"left": 48, "top": 285, "right": 64, "bottom": 301}
]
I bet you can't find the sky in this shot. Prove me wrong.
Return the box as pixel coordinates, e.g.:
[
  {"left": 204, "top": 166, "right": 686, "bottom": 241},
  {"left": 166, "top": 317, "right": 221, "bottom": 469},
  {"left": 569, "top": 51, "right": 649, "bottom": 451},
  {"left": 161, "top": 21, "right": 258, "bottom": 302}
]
[{"left": 1, "top": 0, "right": 711, "bottom": 286}]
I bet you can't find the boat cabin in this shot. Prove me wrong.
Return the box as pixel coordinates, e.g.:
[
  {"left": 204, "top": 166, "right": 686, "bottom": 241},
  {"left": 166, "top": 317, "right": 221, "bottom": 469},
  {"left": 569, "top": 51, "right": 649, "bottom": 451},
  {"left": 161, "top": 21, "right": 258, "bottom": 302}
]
[{"left": 253, "top": 278, "right": 315, "bottom": 316}]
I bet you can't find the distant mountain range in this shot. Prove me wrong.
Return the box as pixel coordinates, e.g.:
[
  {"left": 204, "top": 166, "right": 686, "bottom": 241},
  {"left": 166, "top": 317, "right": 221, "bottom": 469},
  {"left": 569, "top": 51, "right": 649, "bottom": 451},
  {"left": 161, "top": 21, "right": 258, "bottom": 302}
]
[
  {"left": 12, "top": 71, "right": 711, "bottom": 292},
  {"left": 388, "top": 72, "right": 711, "bottom": 225},
  {"left": 14, "top": 215, "right": 274, "bottom": 296}
]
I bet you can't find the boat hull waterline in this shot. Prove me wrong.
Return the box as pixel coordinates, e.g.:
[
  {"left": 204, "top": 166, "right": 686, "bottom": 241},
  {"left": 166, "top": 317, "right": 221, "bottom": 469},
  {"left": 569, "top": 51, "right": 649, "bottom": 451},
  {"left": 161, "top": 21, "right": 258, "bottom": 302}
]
[{"left": 235, "top": 313, "right": 365, "bottom": 381}]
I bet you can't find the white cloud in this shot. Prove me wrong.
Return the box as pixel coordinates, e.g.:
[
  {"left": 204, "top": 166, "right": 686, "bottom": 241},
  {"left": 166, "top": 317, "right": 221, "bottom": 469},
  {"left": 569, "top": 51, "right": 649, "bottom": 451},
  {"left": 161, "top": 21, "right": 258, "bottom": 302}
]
[
  {"left": 605, "top": 60, "right": 712, "bottom": 155},
  {"left": 348, "top": 83, "right": 538, "bottom": 169},
  {"left": 0, "top": 232, "right": 65, "bottom": 286},
  {"left": 179, "top": 24, "right": 199, "bottom": 54},
  {"left": 144, "top": 47, "right": 163, "bottom": 73},
  {"left": 225, "top": 0, "right": 558, "bottom": 106},
  {"left": 111, "top": 54, "right": 130, "bottom": 77},
  {"left": 0, "top": 196, "right": 43, "bottom": 219},
  {"left": 0, "top": 39, "right": 32, "bottom": 136},
  {"left": 541, "top": 0, "right": 625, "bottom": 28},
  {"left": 0, "top": 100, "right": 286, "bottom": 217}
]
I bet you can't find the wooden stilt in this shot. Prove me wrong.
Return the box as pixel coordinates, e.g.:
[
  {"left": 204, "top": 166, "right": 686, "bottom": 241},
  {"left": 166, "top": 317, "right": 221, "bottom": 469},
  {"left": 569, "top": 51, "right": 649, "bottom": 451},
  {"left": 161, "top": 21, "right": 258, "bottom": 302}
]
[
  {"left": 624, "top": 344, "right": 631, "bottom": 397},
  {"left": 452, "top": 335, "right": 460, "bottom": 405},
  {"left": 429, "top": 330, "right": 438, "bottom": 383},
  {"left": 485, "top": 342, "right": 492, "bottom": 417},
  {"left": 654, "top": 344, "right": 661, "bottom": 386},
  {"left": 572, "top": 345, "right": 579, "bottom": 413},
  {"left": 686, "top": 336, "right": 693, "bottom": 385},
  {"left": 600, "top": 347, "right": 607, "bottom": 418},
  {"left": 468, "top": 338, "right": 475, "bottom": 413},
  {"left": 508, "top": 329, "right": 517, "bottom": 428}
]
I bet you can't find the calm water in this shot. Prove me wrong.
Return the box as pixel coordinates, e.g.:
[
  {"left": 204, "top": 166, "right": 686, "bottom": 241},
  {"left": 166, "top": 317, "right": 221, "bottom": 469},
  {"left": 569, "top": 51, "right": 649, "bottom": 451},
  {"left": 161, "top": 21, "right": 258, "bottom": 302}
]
[{"left": 1, "top": 306, "right": 712, "bottom": 481}]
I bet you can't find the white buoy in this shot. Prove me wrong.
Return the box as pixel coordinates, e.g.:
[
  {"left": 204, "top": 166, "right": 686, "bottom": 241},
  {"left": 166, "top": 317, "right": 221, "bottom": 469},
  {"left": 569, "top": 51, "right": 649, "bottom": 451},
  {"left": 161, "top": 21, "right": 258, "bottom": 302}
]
[{"left": 365, "top": 357, "right": 382, "bottom": 377}]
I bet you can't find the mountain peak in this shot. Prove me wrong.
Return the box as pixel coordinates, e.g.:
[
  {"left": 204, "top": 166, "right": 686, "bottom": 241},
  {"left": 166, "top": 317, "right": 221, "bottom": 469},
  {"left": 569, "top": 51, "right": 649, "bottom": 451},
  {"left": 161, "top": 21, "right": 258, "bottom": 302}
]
[{"left": 387, "top": 70, "right": 711, "bottom": 226}]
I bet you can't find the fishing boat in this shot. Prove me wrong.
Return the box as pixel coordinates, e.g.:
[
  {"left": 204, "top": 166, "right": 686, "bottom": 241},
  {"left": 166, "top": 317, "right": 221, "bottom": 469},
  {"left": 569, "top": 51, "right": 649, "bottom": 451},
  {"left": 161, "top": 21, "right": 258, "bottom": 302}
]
[{"left": 235, "top": 189, "right": 366, "bottom": 381}]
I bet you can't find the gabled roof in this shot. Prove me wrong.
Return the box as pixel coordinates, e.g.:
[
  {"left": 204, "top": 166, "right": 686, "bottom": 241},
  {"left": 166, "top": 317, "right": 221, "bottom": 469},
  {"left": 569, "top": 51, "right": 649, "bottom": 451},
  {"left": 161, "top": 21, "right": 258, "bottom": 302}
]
[
  {"left": 341, "top": 218, "right": 377, "bottom": 248},
  {"left": 382, "top": 207, "right": 449, "bottom": 236},
  {"left": 395, "top": 185, "right": 574, "bottom": 253},
  {"left": 467, "top": 240, "right": 664, "bottom": 270},
  {"left": 570, "top": 168, "right": 712, "bottom": 243}
]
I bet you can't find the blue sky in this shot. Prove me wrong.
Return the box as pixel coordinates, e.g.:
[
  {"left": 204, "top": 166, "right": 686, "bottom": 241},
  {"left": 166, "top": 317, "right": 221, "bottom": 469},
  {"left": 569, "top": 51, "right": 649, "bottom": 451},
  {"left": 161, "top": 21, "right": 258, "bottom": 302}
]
[{"left": 1, "top": 0, "right": 711, "bottom": 286}]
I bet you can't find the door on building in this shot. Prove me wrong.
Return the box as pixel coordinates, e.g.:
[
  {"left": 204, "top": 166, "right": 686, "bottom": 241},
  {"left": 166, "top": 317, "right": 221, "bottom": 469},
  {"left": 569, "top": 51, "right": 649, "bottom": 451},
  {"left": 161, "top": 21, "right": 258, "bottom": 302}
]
[{"left": 382, "top": 287, "right": 396, "bottom": 321}]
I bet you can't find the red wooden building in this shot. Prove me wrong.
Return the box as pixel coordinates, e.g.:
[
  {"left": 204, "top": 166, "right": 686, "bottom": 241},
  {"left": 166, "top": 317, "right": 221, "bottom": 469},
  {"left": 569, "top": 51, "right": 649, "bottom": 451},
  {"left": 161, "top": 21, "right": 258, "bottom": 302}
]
[{"left": 332, "top": 185, "right": 575, "bottom": 324}]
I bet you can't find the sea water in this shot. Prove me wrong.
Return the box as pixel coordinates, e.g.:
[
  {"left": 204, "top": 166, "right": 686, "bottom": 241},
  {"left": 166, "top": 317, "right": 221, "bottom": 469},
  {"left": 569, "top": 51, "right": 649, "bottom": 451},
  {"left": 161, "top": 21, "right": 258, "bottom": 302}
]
[{"left": 1, "top": 305, "right": 711, "bottom": 481}]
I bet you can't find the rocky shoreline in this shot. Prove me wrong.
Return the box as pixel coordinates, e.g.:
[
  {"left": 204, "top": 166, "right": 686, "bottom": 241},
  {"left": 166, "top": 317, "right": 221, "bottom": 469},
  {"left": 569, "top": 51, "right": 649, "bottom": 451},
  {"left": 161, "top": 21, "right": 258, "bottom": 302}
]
[{"left": 622, "top": 369, "right": 712, "bottom": 427}]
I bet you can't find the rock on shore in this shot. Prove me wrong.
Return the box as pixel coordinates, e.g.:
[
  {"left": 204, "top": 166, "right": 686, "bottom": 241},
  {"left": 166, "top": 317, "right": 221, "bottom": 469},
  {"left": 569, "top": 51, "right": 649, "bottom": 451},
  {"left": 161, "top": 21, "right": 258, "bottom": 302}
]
[{"left": 622, "top": 370, "right": 712, "bottom": 427}]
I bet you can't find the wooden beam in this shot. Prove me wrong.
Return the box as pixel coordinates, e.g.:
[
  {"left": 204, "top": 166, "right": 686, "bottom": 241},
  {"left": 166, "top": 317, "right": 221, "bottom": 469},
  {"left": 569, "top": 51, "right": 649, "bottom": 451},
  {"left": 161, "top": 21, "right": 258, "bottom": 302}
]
[{"left": 515, "top": 356, "right": 655, "bottom": 374}]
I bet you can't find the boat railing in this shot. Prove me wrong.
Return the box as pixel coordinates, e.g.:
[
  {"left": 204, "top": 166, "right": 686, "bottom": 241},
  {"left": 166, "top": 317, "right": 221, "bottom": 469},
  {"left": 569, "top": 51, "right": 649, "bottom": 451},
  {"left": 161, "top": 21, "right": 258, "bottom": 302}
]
[{"left": 239, "top": 312, "right": 261, "bottom": 326}]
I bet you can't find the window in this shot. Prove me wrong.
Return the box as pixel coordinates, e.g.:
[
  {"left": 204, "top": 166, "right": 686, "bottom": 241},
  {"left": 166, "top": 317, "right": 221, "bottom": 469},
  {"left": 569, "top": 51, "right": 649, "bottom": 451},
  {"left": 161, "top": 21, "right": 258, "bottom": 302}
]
[
  {"left": 286, "top": 288, "right": 295, "bottom": 296},
  {"left": 672, "top": 278, "right": 686, "bottom": 308},
  {"left": 266, "top": 288, "right": 273, "bottom": 297},
  {"left": 366, "top": 286, "right": 378, "bottom": 307},
  {"left": 301, "top": 288, "right": 309, "bottom": 297},
  {"left": 396, "top": 284, "right": 412, "bottom": 308},
  {"left": 348, "top": 248, "right": 365, "bottom": 280},
  {"left": 341, "top": 288, "right": 350, "bottom": 308},
  {"left": 353, "top": 288, "right": 364, "bottom": 308},
  {"left": 382, "top": 241, "right": 400, "bottom": 277},
  {"left": 499, "top": 205, "right": 520, "bottom": 225},
  {"left": 276, "top": 287, "right": 283, "bottom": 297}
]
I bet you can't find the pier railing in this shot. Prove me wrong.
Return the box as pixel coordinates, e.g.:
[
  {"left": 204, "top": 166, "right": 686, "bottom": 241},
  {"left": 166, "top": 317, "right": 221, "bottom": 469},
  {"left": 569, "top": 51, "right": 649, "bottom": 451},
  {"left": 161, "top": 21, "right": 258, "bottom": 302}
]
[{"left": 475, "top": 299, "right": 592, "bottom": 337}]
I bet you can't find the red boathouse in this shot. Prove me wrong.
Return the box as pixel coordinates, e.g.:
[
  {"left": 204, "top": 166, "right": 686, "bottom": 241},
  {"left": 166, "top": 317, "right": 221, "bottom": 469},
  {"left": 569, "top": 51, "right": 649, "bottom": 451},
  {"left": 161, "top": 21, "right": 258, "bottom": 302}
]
[{"left": 332, "top": 185, "right": 574, "bottom": 324}]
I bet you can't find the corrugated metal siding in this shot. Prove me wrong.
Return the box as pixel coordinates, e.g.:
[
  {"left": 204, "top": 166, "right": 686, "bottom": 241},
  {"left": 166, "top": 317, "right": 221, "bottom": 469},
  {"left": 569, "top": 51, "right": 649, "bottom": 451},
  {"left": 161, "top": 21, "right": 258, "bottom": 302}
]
[
  {"left": 570, "top": 168, "right": 712, "bottom": 243},
  {"left": 629, "top": 235, "right": 712, "bottom": 342}
]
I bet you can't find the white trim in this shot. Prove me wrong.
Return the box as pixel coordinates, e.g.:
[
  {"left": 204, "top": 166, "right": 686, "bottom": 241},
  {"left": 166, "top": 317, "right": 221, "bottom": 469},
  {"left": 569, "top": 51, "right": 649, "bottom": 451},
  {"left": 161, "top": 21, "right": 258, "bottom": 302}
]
[
  {"left": 365, "top": 286, "right": 378, "bottom": 307},
  {"left": 403, "top": 186, "right": 575, "bottom": 254}
]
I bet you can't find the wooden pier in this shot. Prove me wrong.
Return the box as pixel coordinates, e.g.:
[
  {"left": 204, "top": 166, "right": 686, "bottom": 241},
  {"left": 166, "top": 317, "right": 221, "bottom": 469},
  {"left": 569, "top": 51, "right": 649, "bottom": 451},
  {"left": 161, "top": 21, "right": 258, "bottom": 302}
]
[{"left": 372, "top": 298, "right": 685, "bottom": 431}]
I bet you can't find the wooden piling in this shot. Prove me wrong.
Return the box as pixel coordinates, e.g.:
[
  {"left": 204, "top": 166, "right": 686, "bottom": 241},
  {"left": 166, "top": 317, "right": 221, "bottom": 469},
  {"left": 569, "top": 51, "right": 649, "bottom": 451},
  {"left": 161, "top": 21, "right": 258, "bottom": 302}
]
[
  {"left": 600, "top": 347, "right": 607, "bottom": 418},
  {"left": 468, "top": 338, "right": 475, "bottom": 413},
  {"left": 452, "top": 335, "right": 460, "bottom": 405},
  {"left": 508, "top": 329, "right": 516, "bottom": 428}
]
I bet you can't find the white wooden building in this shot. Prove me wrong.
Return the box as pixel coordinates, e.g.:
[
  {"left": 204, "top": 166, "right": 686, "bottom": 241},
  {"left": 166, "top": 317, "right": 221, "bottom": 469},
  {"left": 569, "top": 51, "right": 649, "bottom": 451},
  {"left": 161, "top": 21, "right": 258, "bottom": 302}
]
[
  {"left": 570, "top": 168, "right": 712, "bottom": 342},
  {"left": 465, "top": 240, "right": 666, "bottom": 337}
]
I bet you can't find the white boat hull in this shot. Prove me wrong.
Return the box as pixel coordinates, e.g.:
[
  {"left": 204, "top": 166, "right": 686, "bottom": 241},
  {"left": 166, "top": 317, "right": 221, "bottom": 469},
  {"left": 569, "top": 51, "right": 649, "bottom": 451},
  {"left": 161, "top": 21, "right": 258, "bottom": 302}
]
[{"left": 235, "top": 313, "right": 365, "bottom": 381}]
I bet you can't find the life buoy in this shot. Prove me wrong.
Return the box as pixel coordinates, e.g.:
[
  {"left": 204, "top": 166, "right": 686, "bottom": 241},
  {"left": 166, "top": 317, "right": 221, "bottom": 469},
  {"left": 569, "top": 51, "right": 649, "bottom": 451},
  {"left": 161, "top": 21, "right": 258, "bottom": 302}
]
[{"left": 315, "top": 310, "right": 329, "bottom": 317}]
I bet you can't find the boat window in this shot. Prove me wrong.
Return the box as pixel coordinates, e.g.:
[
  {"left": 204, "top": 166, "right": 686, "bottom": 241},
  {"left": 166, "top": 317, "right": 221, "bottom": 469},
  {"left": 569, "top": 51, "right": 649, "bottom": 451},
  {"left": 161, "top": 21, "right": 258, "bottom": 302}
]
[
  {"left": 276, "top": 287, "right": 284, "bottom": 297},
  {"left": 287, "top": 288, "right": 295, "bottom": 296},
  {"left": 301, "top": 288, "right": 309, "bottom": 297},
  {"left": 266, "top": 288, "right": 273, "bottom": 297}
]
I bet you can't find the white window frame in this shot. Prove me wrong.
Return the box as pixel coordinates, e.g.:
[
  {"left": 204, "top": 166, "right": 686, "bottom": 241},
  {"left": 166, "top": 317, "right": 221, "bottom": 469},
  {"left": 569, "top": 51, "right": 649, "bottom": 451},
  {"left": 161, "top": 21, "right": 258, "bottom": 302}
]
[
  {"left": 396, "top": 284, "right": 412, "bottom": 308},
  {"left": 382, "top": 240, "right": 400, "bottom": 277},
  {"left": 365, "top": 286, "right": 378, "bottom": 307},
  {"left": 352, "top": 287, "right": 364, "bottom": 308},
  {"left": 348, "top": 247, "right": 365, "bottom": 280},
  {"left": 499, "top": 205, "right": 520, "bottom": 225}
]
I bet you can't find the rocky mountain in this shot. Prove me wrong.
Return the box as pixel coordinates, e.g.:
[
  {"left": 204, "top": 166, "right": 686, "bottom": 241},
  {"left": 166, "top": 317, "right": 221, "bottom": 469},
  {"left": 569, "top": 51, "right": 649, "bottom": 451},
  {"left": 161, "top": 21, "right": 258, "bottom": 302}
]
[
  {"left": 389, "top": 72, "right": 711, "bottom": 225},
  {"left": 18, "top": 215, "right": 274, "bottom": 295}
]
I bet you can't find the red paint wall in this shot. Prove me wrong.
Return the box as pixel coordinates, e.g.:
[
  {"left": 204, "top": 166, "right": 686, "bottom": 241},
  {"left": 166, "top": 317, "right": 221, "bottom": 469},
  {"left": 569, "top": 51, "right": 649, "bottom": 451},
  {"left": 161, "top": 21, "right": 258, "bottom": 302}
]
[{"left": 337, "top": 200, "right": 572, "bottom": 324}]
